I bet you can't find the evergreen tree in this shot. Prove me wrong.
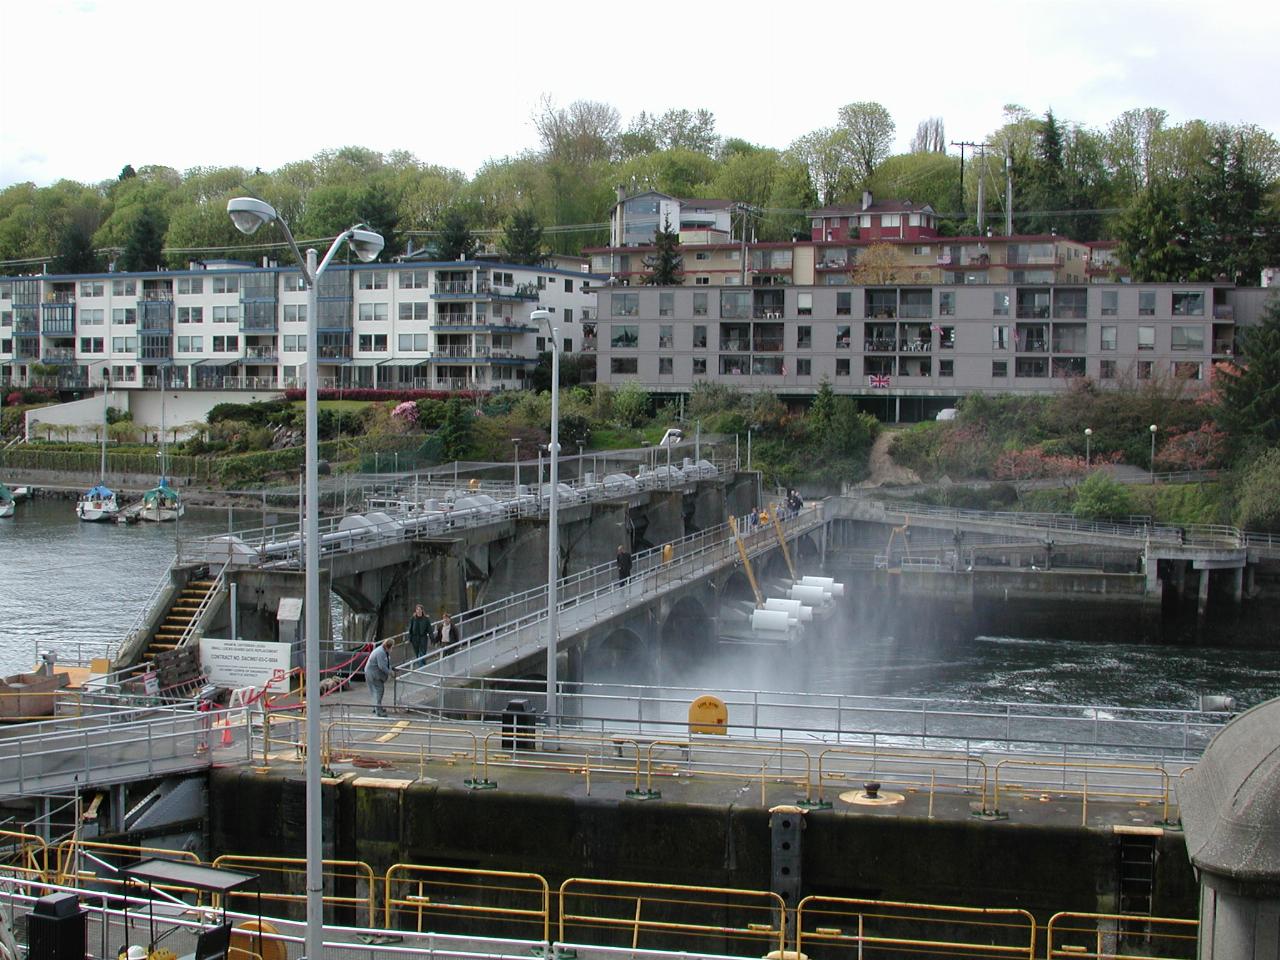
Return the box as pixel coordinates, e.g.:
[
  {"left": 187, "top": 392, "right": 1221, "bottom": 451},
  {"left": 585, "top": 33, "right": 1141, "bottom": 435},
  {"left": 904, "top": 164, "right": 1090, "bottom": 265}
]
[
  {"left": 437, "top": 210, "right": 477, "bottom": 261},
  {"left": 501, "top": 209, "right": 545, "bottom": 265},
  {"left": 120, "top": 206, "right": 167, "bottom": 272},
  {"left": 118, "top": 164, "right": 137, "bottom": 181},
  {"left": 356, "top": 181, "right": 402, "bottom": 259},
  {"left": 1115, "top": 182, "right": 1195, "bottom": 282},
  {"left": 1216, "top": 297, "right": 1280, "bottom": 460},
  {"left": 643, "top": 215, "right": 682, "bottom": 285},
  {"left": 438, "top": 397, "right": 473, "bottom": 460},
  {"left": 1023, "top": 110, "right": 1068, "bottom": 234},
  {"left": 54, "top": 222, "right": 102, "bottom": 274}
]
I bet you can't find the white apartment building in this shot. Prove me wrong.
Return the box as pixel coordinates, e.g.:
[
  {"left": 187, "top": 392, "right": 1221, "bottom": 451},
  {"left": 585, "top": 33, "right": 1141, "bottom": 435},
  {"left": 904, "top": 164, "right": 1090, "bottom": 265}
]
[{"left": 0, "top": 260, "right": 601, "bottom": 394}]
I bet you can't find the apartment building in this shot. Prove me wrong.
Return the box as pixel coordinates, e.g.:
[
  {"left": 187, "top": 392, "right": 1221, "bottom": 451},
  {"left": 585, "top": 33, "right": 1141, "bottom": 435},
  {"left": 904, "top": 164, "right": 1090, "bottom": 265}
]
[
  {"left": 0, "top": 260, "right": 601, "bottom": 393},
  {"left": 590, "top": 281, "right": 1240, "bottom": 421}
]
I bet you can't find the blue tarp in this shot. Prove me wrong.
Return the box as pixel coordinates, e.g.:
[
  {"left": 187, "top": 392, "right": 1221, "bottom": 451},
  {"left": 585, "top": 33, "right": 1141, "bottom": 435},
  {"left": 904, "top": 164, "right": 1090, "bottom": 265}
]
[{"left": 84, "top": 485, "right": 114, "bottom": 499}]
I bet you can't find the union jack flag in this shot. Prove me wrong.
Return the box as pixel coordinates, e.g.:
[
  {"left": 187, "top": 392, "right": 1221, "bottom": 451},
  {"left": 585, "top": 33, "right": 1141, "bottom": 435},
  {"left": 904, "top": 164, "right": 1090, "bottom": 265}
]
[{"left": 869, "top": 374, "right": 892, "bottom": 388}]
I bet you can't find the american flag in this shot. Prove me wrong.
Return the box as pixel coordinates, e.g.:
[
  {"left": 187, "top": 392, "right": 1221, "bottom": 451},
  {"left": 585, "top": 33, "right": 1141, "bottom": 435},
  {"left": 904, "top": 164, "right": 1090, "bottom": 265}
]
[{"left": 869, "top": 374, "right": 892, "bottom": 388}]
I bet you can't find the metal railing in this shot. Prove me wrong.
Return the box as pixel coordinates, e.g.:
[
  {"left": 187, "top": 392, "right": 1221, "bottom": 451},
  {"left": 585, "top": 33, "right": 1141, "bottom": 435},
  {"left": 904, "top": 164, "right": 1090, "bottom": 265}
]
[
  {"left": 992, "top": 757, "right": 1173, "bottom": 825},
  {"left": 213, "top": 854, "right": 377, "bottom": 926},
  {"left": 386, "top": 864, "right": 550, "bottom": 941},
  {"left": 1046, "top": 911, "right": 1198, "bottom": 958}
]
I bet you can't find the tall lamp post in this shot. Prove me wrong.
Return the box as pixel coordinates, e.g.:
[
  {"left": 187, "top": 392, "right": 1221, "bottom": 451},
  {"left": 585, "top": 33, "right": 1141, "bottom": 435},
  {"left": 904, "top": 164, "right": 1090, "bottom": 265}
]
[
  {"left": 1149, "top": 424, "right": 1158, "bottom": 484},
  {"left": 1084, "top": 428, "right": 1092, "bottom": 469},
  {"left": 511, "top": 438, "right": 521, "bottom": 491},
  {"left": 531, "top": 308, "right": 560, "bottom": 725},
  {"left": 227, "top": 198, "right": 383, "bottom": 960}
]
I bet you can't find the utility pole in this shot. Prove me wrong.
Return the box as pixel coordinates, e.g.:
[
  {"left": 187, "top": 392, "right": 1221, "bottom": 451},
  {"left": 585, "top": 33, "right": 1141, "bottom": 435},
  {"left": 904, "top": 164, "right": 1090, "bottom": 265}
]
[
  {"left": 1005, "top": 156, "right": 1014, "bottom": 236},
  {"left": 950, "top": 141, "right": 986, "bottom": 220},
  {"left": 976, "top": 145, "right": 988, "bottom": 234}
]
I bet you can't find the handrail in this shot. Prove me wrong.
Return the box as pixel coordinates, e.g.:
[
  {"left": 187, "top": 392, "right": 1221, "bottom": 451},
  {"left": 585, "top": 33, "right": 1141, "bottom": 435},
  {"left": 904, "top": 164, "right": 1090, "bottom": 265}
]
[
  {"left": 1046, "top": 911, "right": 1198, "bottom": 958},
  {"left": 385, "top": 863, "right": 550, "bottom": 941},
  {"left": 993, "top": 758, "right": 1172, "bottom": 825},
  {"left": 175, "top": 559, "right": 231, "bottom": 650}
]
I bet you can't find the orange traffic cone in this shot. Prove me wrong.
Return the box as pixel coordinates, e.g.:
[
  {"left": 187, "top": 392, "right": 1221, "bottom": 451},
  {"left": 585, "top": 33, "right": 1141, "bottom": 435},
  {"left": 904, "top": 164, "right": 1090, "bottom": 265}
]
[{"left": 219, "top": 714, "right": 233, "bottom": 747}]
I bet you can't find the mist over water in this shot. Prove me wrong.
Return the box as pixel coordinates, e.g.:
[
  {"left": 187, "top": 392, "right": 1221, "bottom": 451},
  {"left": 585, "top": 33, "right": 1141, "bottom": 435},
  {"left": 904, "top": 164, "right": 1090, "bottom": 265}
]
[{"left": 2, "top": 501, "right": 1275, "bottom": 714}]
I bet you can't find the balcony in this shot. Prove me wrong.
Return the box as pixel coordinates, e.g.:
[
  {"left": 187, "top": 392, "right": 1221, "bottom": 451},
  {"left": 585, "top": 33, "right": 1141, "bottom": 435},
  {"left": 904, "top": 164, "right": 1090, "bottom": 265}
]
[
  {"left": 581, "top": 336, "right": 597, "bottom": 353},
  {"left": 1016, "top": 305, "right": 1050, "bottom": 320},
  {"left": 14, "top": 319, "right": 39, "bottom": 336},
  {"left": 752, "top": 307, "right": 785, "bottom": 320},
  {"left": 137, "top": 344, "right": 172, "bottom": 360},
  {"left": 44, "top": 292, "right": 76, "bottom": 304},
  {"left": 899, "top": 304, "right": 932, "bottom": 319},
  {"left": 240, "top": 316, "right": 279, "bottom": 333},
  {"left": 751, "top": 338, "right": 784, "bottom": 353},
  {"left": 433, "top": 377, "right": 483, "bottom": 391},
  {"left": 42, "top": 318, "right": 76, "bottom": 337},
  {"left": 864, "top": 338, "right": 897, "bottom": 353},
  {"left": 1212, "top": 339, "right": 1234, "bottom": 355},
  {"left": 41, "top": 346, "right": 77, "bottom": 363},
  {"left": 718, "top": 339, "right": 750, "bottom": 352},
  {"left": 1213, "top": 304, "right": 1235, "bottom": 320},
  {"left": 318, "top": 346, "right": 352, "bottom": 361},
  {"left": 141, "top": 289, "right": 174, "bottom": 302},
  {"left": 899, "top": 339, "right": 931, "bottom": 353},
  {"left": 244, "top": 345, "right": 278, "bottom": 361},
  {"left": 1015, "top": 339, "right": 1048, "bottom": 353}
]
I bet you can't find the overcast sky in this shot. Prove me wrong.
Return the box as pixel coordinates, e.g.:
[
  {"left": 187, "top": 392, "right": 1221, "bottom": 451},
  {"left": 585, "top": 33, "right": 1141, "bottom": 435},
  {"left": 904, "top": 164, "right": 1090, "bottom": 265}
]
[{"left": 1, "top": 0, "right": 1276, "bottom": 189}]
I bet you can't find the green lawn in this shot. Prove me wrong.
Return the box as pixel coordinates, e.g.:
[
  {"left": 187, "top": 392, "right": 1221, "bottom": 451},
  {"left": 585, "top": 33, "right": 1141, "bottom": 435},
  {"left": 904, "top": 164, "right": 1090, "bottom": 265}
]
[{"left": 291, "top": 400, "right": 372, "bottom": 412}]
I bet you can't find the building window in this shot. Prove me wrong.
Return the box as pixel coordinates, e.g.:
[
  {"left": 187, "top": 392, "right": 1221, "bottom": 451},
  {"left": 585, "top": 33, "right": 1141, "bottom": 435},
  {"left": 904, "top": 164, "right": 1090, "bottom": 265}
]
[
  {"left": 112, "top": 279, "right": 137, "bottom": 296},
  {"left": 1101, "top": 290, "right": 1118, "bottom": 316},
  {"left": 881, "top": 214, "right": 901, "bottom": 228},
  {"left": 658, "top": 324, "right": 674, "bottom": 349},
  {"left": 79, "top": 337, "right": 104, "bottom": 353},
  {"left": 211, "top": 276, "right": 238, "bottom": 295},
  {"left": 695, "top": 276, "right": 710, "bottom": 285},
  {"left": 1137, "top": 360, "right": 1153, "bottom": 380},
  {"left": 611, "top": 324, "right": 639, "bottom": 348},
  {"left": 398, "top": 302, "right": 430, "bottom": 322},
  {"left": 797, "top": 292, "right": 812, "bottom": 317},
  {"left": 1015, "top": 358, "right": 1048, "bottom": 378},
  {"left": 939, "top": 326, "right": 954, "bottom": 349},
  {"left": 1101, "top": 326, "right": 1117, "bottom": 351},
  {"left": 282, "top": 275, "right": 306, "bottom": 292},
  {"left": 357, "top": 333, "right": 388, "bottom": 352},
  {"left": 695, "top": 251, "right": 710, "bottom": 260},
  {"left": 211, "top": 305, "right": 238, "bottom": 323},
  {"left": 692, "top": 325, "right": 707, "bottom": 349},
  {"left": 797, "top": 358, "right": 811, "bottom": 376},
  {"left": 284, "top": 304, "right": 309, "bottom": 323},
  {"left": 1173, "top": 361, "right": 1202, "bottom": 380},
  {"left": 611, "top": 293, "right": 639, "bottom": 317},
  {"left": 1139, "top": 291, "right": 1156, "bottom": 316},
  {"left": 357, "top": 271, "right": 387, "bottom": 290},
  {"left": 80, "top": 281, "right": 105, "bottom": 297},
  {"left": 1172, "top": 291, "right": 1204, "bottom": 316},
  {"left": 80, "top": 309, "right": 104, "bottom": 326},
  {"left": 835, "top": 358, "right": 850, "bottom": 376},
  {"left": 610, "top": 357, "right": 638, "bottom": 375},
  {"left": 836, "top": 292, "right": 852, "bottom": 316},
  {"left": 176, "top": 336, "right": 204, "bottom": 353},
  {"left": 659, "top": 292, "right": 673, "bottom": 317},
  {"left": 1171, "top": 326, "right": 1204, "bottom": 351},
  {"left": 399, "top": 270, "right": 429, "bottom": 289},
  {"left": 564, "top": 278, "right": 574, "bottom": 293},
  {"left": 176, "top": 277, "right": 203, "bottom": 295},
  {"left": 213, "top": 335, "right": 239, "bottom": 352},
  {"left": 797, "top": 325, "right": 812, "bottom": 349},
  {"left": 992, "top": 325, "right": 1009, "bottom": 350},
  {"left": 693, "top": 292, "right": 708, "bottom": 316},
  {"left": 692, "top": 357, "right": 707, "bottom": 375},
  {"left": 658, "top": 357, "right": 673, "bottom": 375},
  {"left": 992, "top": 360, "right": 1008, "bottom": 377},
  {"left": 282, "top": 335, "right": 306, "bottom": 352},
  {"left": 993, "top": 291, "right": 1010, "bottom": 317},
  {"left": 112, "top": 308, "right": 137, "bottom": 325},
  {"left": 1100, "top": 359, "right": 1116, "bottom": 379},
  {"left": 939, "top": 359, "right": 953, "bottom": 377},
  {"left": 1138, "top": 326, "right": 1155, "bottom": 350},
  {"left": 836, "top": 325, "right": 851, "bottom": 349},
  {"left": 358, "top": 303, "right": 389, "bottom": 322},
  {"left": 939, "top": 292, "right": 954, "bottom": 316},
  {"left": 177, "top": 306, "right": 203, "bottom": 324}
]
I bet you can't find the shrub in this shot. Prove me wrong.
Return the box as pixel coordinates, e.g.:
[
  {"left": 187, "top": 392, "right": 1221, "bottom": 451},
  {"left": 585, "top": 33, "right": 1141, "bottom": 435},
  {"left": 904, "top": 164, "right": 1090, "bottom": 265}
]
[
  {"left": 1072, "top": 472, "right": 1135, "bottom": 520},
  {"left": 612, "top": 383, "right": 651, "bottom": 428},
  {"left": 415, "top": 398, "right": 447, "bottom": 428}
]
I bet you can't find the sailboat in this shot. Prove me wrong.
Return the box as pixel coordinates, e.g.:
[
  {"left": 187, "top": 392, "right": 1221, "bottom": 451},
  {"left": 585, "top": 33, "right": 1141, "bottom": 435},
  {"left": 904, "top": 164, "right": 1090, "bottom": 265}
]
[
  {"left": 135, "top": 367, "right": 184, "bottom": 523},
  {"left": 0, "top": 483, "right": 15, "bottom": 519},
  {"left": 77, "top": 377, "right": 119, "bottom": 522}
]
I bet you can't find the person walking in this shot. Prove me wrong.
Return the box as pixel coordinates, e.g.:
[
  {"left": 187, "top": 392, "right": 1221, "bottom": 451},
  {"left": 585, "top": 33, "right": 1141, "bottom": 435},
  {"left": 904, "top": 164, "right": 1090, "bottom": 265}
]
[
  {"left": 616, "top": 544, "right": 632, "bottom": 584},
  {"left": 364, "top": 637, "right": 394, "bottom": 717},
  {"left": 438, "top": 611, "right": 463, "bottom": 648},
  {"left": 407, "top": 603, "right": 431, "bottom": 659}
]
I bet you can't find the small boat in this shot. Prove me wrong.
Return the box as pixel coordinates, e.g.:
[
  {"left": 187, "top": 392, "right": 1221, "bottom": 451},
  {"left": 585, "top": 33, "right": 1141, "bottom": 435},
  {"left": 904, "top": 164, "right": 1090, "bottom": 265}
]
[
  {"left": 77, "top": 483, "right": 120, "bottom": 522},
  {"left": 0, "top": 484, "right": 14, "bottom": 519},
  {"left": 137, "top": 480, "right": 184, "bottom": 523},
  {"left": 10, "top": 485, "right": 31, "bottom": 500},
  {"left": 0, "top": 670, "right": 70, "bottom": 721}
]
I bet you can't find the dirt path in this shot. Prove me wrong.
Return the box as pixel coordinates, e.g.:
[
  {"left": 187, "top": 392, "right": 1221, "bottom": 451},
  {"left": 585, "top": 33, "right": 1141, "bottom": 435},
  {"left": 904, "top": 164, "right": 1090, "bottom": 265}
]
[{"left": 859, "top": 429, "right": 921, "bottom": 487}]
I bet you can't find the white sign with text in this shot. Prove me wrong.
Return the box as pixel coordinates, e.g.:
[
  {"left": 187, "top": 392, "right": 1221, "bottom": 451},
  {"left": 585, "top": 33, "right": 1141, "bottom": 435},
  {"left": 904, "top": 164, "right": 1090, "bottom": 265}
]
[{"left": 200, "top": 638, "right": 291, "bottom": 690}]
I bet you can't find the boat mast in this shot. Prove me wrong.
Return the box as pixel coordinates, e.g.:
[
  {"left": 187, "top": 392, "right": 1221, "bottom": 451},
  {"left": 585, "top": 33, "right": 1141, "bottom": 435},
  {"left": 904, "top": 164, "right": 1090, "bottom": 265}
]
[
  {"left": 158, "top": 366, "right": 167, "bottom": 481},
  {"left": 99, "top": 370, "right": 109, "bottom": 482}
]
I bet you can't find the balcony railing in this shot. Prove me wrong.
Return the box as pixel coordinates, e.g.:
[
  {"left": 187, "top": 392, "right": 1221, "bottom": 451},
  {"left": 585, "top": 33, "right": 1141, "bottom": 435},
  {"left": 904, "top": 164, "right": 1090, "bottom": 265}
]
[
  {"left": 581, "top": 337, "right": 597, "bottom": 352},
  {"left": 1015, "top": 339, "right": 1049, "bottom": 353},
  {"left": 1213, "top": 304, "right": 1235, "bottom": 320},
  {"left": 899, "top": 305, "right": 932, "bottom": 319},
  {"left": 244, "top": 346, "right": 278, "bottom": 360},
  {"left": 864, "top": 338, "right": 897, "bottom": 352},
  {"left": 434, "top": 377, "right": 483, "bottom": 391},
  {"left": 1016, "top": 306, "right": 1050, "bottom": 319},
  {"left": 718, "top": 339, "right": 750, "bottom": 351},
  {"left": 751, "top": 338, "right": 784, "bottom": 352},
  {"left": 41, "top": 347, "right": 77, "bottom": 362},
  {"left": 1212, "top": 340, "right": 1234, "bottom": 355},
  {"left": 752, "top": 307, "right": 785, "bottom": 319},
  {"left": 44, "top": 292, "right": 76, "bottom": 304},
  {"left": 318, "top": 346, "right": 352, "bottom": 360},
  {"left": 42, "top": 320, "right": 75, "bottom": 336},
  {"left": 1053, "top": 307, "right": 1087, "bottom": 319},
  {"left": 899, "top": 340, "right": 931, "bottom": 352},
  {"left": 141, "top": 289, "right": 174, "bottom": 302}
]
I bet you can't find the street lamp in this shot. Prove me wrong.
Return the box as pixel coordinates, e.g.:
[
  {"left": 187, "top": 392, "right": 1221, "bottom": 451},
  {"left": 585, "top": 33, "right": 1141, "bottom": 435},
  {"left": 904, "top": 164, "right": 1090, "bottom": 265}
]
[
  {"left": 1149, "top": 424, "right": 1158, "bottom": 484},
  {"left": 227, "top": 197, "right": 382, "bottom": 960},
  {"left": 1084, "top": 428, "right": 1092, "bottom": 469},
  {"left": 511, "top": 438, "right": 521, "bottom": 491},
  {"left": 531, "top": 308, "right": 561, "bottom": 727}
]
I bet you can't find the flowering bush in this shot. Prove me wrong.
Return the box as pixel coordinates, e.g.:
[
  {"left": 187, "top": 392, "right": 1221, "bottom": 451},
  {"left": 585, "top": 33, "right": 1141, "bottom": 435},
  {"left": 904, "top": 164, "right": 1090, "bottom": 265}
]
[
  {"left": 992, "top": 447, "right": 1087, "bottom": 483},
  {"left": 391, "top": 401, "right": 419, "bottom": 424},
  {"left": 1154, "top": 422, "right": 1227, "bottom": 471},
  {"left": 283, "top": 388, "right": 481, "bottom": 403}
]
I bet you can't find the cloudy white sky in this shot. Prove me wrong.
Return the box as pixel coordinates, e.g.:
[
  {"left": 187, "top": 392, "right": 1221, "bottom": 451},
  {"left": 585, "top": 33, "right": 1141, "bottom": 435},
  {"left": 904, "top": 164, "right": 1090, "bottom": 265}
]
[{"left": 1, "top": 0, "right": 1276, "bottom": 188}]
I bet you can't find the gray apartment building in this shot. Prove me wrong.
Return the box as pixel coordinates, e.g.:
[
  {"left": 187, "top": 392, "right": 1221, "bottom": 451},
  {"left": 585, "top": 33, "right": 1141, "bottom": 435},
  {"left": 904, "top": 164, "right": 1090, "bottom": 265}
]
[{"left": 590, "top": 282, "right": 1247, "bottom": 421}]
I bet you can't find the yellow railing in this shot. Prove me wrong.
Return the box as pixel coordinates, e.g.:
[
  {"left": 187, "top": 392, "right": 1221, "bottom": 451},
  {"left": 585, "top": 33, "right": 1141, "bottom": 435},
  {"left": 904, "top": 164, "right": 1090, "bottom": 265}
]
[
  {"left": 640, "top": 739, "right": 815, "bottom": 805},
  {"left": 324, "top": 720, "right": 482, "bottom": 781},
  {"left": 478, "top": 729, "right": 646, "bottom": 792},
  {"left": 993, "top": 759, "right": 1172, "bottom": 825},
  {"left": 211, "top": 854, "right": 377, "bottom": 926},
  {"left": 56, "top": 840, "right": 202, "bottom": 897},
  {"left": 559, "top": 878, "right": 786, "bottom": 954},
  {"left": 816, "top": 747, "right": 991, "bottom": 815},
  {"left": 385, "top": 863, "right": 550, "bottom": 941},
  {"left": 1046, "top": 911, "right": 1198, "bottom": 958},
  {"left": 0, "top": 829, "right": 51, "bottom": 884},
  {"left": 797, "top": 894, "right": 1037, "bottom": 959}
]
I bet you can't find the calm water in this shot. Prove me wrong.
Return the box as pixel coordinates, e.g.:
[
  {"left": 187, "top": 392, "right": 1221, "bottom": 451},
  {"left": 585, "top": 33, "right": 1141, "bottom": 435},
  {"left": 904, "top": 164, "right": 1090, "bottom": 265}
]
[{"left": 1, "top": 498, "right": 1276, "bottom": 712}]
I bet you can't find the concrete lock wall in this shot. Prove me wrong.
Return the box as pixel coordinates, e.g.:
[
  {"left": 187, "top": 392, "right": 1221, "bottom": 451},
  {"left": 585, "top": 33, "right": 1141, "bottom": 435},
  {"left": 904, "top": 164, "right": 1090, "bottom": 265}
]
[{"left": 207, "top": 768, "right": 1198, "bottom": 940}]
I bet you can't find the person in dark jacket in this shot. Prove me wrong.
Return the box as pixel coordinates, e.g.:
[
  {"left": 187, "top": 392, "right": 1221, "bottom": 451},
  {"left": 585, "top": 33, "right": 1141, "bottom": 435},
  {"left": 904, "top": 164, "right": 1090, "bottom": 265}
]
[
  {"left": 407, "top": 603, "right": 431, "bottom": 659},
  {"left": 437, "top": 611, "right": 462, "bottom": 648},
  {"left": 616, "top": 544, "right": 633, "bottom": 583},
  {"left": 364, "top": 638, "right": 394, "bottom": 717}
]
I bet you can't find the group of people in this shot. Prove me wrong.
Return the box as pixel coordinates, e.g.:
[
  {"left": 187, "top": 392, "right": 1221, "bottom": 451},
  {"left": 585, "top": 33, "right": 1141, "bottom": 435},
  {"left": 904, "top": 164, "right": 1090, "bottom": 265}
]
[{"left": 363, "top": 604, "right": 465, "bottom": 717}]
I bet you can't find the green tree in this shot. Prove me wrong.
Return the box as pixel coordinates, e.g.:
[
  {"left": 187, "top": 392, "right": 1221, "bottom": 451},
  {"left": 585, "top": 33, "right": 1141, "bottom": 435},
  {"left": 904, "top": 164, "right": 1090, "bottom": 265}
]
[
  {"left": 355, "top": 180, "right": 402, "bottom": 259},
  {"left": 501, "top": 208, "right": 544, "bottom": 265},
  {"left": 437, "top": 398, "right": 473, "bottom": 461},
  {"left": 612, "top": 382, "right": 651, "bottom": 427},
  {"left": 807, "top": 378, "right": 837, "bottom": 433},
  {"left": 1216, "top": 297, "right": 1280, "bottom": 459},
  {"left": 1072, "top": 471, "right": 1134, "bottom": 520},
  {"left": 119, "top": 206, "right": 167, "bottom": 272},
  {"left": 1236, "top": 447, "right": 1280, "bottom": 532},
  {"left": 1115, "top": 182, "right": 1196, "bottom": 282},
  {"left": 119, "top": 164, "right": 137, "bottom": 181},
  {"left": 836, "top": 101, "right": 896, "bottom": 184},
  {"left": 643, "top": 215, "right": 682, "bottom": 285},
  {"left": 54, "top": 221, "right": 101, "bottom": 273},
  {"left": 437, "top": 210, "right": 477, "bottom": 261}
]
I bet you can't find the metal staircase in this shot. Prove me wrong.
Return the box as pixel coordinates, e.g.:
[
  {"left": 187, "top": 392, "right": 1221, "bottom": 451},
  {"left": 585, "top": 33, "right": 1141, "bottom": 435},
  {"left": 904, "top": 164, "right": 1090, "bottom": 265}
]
[{"left": 142, "top": 570, "right": 217, "bottom": 661}]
